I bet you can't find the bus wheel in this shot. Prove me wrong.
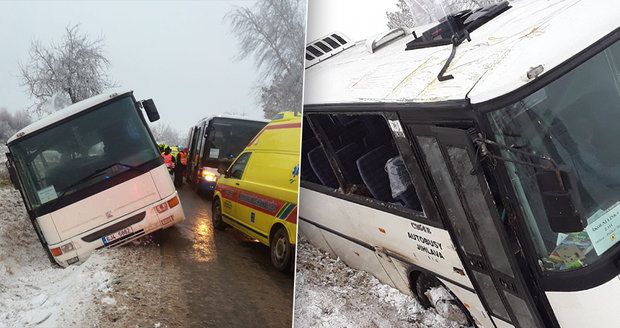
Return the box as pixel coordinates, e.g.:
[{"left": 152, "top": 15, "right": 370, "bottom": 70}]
[
  {"left": 415, "top": 273, "right": 441, "bottom": 308},
  {"left": 415, "top": 273, "right": 474, "bottom": 326},
  {"left": 270, "top": 227, "right": 292, "bottom": 272},
  {"left": 212, "top": 198, "right": 227, "bottom": 230}
]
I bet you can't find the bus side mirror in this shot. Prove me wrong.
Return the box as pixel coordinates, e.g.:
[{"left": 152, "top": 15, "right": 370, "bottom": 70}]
[
  {"left": 142, "top": 99, "right": 160, "bottom": 122},
  {"left": 536, "top": 167, "right": 586, "bottom": 233},
  {"left": 217, "top": 164, "right": 228, "bottom": 176},
  {"left": 5, "top": 158, "right": 20, "bottom": 190}
]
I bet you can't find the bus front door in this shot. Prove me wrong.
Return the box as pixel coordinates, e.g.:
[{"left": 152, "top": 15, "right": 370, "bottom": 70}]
[{"left": 409, "top": 124, "right": 548, "bottom": 328}]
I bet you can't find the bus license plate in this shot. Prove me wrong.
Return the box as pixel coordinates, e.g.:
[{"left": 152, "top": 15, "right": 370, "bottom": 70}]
[{"left": 102, "top": 227, "right": 133, "bottom": 246}]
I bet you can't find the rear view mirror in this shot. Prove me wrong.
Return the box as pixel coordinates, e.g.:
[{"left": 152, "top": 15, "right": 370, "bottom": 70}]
[
  {"left": 142, "top": 99, "right": 160, "bottom": 122},
  {"left": 535, "top": 166, "right": 586, "bottom": 233},
  {"left": 217, "top": 164, "right": 228, "bottom": 175},
  {"left": 5, "top": 157, "right": 20, "bottom": 190}
]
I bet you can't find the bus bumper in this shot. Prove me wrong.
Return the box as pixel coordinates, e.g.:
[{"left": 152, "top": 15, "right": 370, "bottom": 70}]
[{"left": 48, "top": 192, "right": 186, "bottom": 267}]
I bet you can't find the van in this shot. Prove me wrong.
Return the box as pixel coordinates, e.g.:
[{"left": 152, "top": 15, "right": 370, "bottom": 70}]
[{"left": 212, "top": 112, "right": 300, "bottom": 271}]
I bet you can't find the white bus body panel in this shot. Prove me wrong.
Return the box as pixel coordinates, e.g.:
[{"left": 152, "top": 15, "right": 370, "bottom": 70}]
[
  {"left": 300, "top": 188, "right": 472, "bottom": 288},
  {"left": 546, "top": 275, "right": 620, "bottom": 327},
  {"left": 299, "top": 188, "right": 494, "bottom": 325},
  {"left": 492, "top": 316, "right": 515, "bottom": 328},
  {"left": 37, "top": 164, "right": 184, "bottom": 266}
]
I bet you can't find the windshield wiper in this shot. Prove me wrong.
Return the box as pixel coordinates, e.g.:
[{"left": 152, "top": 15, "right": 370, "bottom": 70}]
[{"left": 48, "top": 162, "right": 146, "bottom": 205}]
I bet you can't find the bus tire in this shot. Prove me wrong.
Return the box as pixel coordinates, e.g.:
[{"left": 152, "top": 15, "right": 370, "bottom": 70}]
[
  {"left": 415, "top": 273, "right": 441, "bottom": 309},
  {"left": 270, "top": 227, "right": 292, "bottom": 272},
  {"left": 212, "top": 198, "right": 227, "bottom": 230}
]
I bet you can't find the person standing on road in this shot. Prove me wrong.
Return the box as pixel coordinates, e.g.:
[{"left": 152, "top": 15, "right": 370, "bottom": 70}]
[
  {"left": 162, "top": 146, "right": 175, "bottom": 175},
  {"left": 174, "top": 147, "right": 188, "bottom": 187}
]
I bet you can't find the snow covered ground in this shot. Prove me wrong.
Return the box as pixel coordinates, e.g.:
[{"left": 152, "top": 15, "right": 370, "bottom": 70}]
[
  {"left": 0, "top": 187, "right": 115, "bottom": 327},
  {"left": 293, "top": 240, "right": 469, "bottom": 328}
]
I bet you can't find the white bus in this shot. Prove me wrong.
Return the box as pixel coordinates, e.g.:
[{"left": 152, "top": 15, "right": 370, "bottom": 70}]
[
  {"left": 299, "top": 1, "right": 619, "bottom": 327},
  {"left": 4, "top": 90, "right": 185, "bottom": 267}
]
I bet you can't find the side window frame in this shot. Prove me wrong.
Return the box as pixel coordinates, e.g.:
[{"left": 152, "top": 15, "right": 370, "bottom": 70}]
[
  {"left": 301, "top": 110, "right": 442, "bottom": 228},
  {"left": 229, "top": 152, "right": 252, "bottom": 180}
]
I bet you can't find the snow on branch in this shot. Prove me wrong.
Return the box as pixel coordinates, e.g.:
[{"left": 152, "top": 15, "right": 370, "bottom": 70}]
[{"left": 18, "top": 24, "right": 117, "bottom": 117}]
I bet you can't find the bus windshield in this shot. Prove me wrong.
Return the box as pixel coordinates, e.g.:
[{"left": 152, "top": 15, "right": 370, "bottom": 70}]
[
  {"left": 203, "top": 117, "right": 266, "bottom": 165},
  {"left": 10, "top": 96, "right": 160, "bottom": 210},
  {"left": 488, "top": 41, "right": 620, "bottom": 272}
]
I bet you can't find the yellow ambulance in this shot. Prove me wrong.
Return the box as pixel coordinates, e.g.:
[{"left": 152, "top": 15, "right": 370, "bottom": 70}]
[{"left": 212, "top": 112, "right": 300, "bottom": 271}]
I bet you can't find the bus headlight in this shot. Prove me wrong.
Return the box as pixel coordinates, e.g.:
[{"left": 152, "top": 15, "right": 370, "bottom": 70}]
[
  {"left": 202, "top": 171, "right": 217, "bottom": 182},
  {"left": 50, "top": 242, "right": 75, "bottom": 257}
]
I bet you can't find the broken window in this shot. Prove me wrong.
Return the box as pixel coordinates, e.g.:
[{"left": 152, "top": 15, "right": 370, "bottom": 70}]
[{"left": 301, "top": 113, "right": 424, "bottom": 214}]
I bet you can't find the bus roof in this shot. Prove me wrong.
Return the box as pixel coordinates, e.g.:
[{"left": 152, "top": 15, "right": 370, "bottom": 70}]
[
  {"left": 303, "top": 0, "right": 619, "bottom": 106},
  {"left": 195, "top": 114, "right": 269, "bottom": 126},
  {"left": 7, "top": 90, "right": 132, "bottom": 145}
]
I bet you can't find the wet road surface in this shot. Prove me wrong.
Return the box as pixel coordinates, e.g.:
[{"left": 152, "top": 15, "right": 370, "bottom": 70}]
[
  {"left": 97, "top": 185, "right": 295, "bottom": 328},
  {"left": 160, "top": 186, "right": 295, "bottom": 327}
]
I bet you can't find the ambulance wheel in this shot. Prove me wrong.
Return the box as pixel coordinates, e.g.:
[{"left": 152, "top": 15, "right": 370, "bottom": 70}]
[
  {"left": 212, "top": 198, "right": 227, "bottom": 230},
  {"left": 270, "top": 227, "right": 292, "bottom": 272}
]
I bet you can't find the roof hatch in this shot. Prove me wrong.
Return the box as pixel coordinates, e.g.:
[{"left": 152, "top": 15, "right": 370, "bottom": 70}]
[{"left": 305, "top": 32, "right": 354, "bottom": 69}]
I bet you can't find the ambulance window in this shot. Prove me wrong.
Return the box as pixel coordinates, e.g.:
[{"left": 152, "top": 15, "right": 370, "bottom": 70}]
[
  {"left": 230, "top": 152, "right": 251, "bottom": 179},
  {"left": 303, "top": 113, "right": 424, "bottom": 215}
]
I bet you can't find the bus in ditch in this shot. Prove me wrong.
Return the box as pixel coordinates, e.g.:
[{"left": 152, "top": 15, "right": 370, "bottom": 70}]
[
  {"left": 299, "top": 1, "right": 620, "bottom": 327},
  {"left": 185, "top": 115, "right": 267, "bottom": 194},
  {"left": 4, "top": 90, "right": 185, "bottom": 267}
]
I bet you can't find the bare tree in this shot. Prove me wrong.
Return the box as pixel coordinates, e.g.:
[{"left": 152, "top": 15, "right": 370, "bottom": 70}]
[
  {"left": 19, "top": 24, "right": 116, "bottom": 117},
  {"left": 150, "top": 122, "right": 182, "bottom": 147},
  {"left": 386, "top": 0, "right": 417, "bottom": 29},
  {"left": 0, "top": 108, "right": 32, "bottom": 142},
  {"left": 226, "top": 0, "right": 305, "bottom": 119}
]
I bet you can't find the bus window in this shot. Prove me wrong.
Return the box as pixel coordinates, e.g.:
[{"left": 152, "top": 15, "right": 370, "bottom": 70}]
[
  {"left": 303, "top": 113, "right": 424, "bottom": 214},
  {"left": 488, "top": 41, "right": 620, "bottom": 271}
]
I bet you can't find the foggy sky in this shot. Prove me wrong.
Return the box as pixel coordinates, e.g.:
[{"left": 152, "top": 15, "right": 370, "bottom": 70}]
[{"left": 0, "top": 0, "right": 263, "bottom": 139}]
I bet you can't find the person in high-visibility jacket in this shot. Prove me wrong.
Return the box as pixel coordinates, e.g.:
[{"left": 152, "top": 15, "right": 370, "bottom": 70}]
[
  {"left": 162, "top": 146, "right": 175, "bottom": 175},
  {"left": 174, "top": 147, "right": 188, "bottom": 187}
]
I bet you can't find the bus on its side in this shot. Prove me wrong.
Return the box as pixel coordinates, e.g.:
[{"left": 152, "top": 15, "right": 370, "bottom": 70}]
[
  {"left": 185, "top": 116, "right": 267, "bottom": 194},
  {"left": 5, "top": 90, "right": 185, "bottom": 267},
  {"left": 300, "top": 1, "right": 620, "bottom": 328}
]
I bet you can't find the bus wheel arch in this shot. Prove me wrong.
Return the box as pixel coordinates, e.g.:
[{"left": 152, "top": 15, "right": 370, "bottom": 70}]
[
  {"left": 269, "top": 223, "right": 292, "bottom": 272},
  {"left": 408, "top": 270, "right": 475, "bottom": 326}
]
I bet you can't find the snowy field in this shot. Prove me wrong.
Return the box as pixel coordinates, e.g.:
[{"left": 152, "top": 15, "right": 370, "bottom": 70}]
[
  {"left": 293, "top": 240, "right": 469, "bottom": 328},
  {"left": 0, "top": 187, "right": 115, "bottom": 327}
]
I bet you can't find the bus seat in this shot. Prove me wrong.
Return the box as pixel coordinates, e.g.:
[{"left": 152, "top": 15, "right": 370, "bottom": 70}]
[
  {"left": 308, "top": 146, "right": 339, "bottom": 188},
  {"left": 335, "top": 142, "right": 365, "bottom": 184},
  {"left": 301, "top": 138, "right": 321, "bottom": 184},
  {"left": 356, "top": 145, "right": 398, "bottom": 202},
  {"left": 397, "top": 187, "right": 423, "bottom": 211}
]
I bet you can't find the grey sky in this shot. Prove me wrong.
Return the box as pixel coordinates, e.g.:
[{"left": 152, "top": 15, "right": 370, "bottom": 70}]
[{"left": 0, "top": 0, "right": 262, "bottom": 138}]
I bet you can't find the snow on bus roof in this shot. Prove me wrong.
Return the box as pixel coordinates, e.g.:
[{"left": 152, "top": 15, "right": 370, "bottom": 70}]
[
  {"left": 303, "top": 0, "right": 620, "bottom": 106},
  {"left": 196, "top": 114, "right": 269, "bottom": 125},
  {"left": 7, "top": 90, "right": 132, "bottom": 144}
]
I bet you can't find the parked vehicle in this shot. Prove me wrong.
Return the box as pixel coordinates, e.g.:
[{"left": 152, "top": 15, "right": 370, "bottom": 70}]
[
  {"left": 300, "top": 1, "right": 620, "bottom": 327},
  {"left": 212, "top": 112, "right": 301, "bottom": 271},
  {"left": 185, "top": 116, "right": 267, "bottom": 195},
  {"left": 4, "top": 90, "right": 185, "bottom": 267}
]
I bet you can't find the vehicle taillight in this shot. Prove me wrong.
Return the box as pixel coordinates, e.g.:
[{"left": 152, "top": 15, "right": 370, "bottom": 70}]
[{"left": 167, "top": 196, "right": 180, "bottom": 208}]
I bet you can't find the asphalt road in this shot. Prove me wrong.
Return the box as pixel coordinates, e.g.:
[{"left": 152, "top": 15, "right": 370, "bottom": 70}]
[{"left": 159, "top": 185, "right": 294, "bottom": 327}]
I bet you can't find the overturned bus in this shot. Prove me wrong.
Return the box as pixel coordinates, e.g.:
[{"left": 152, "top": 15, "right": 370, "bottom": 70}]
[
  {"left": 5, "top": 90, "right": 185, "bottom": 267},
  {"left": 300, "top": 1, "right": 620, "bottom": 327}
]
